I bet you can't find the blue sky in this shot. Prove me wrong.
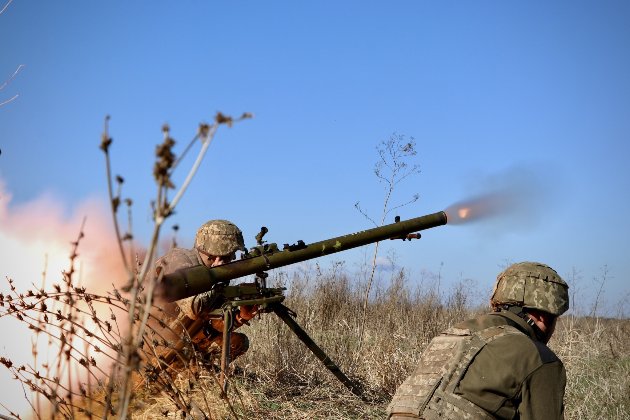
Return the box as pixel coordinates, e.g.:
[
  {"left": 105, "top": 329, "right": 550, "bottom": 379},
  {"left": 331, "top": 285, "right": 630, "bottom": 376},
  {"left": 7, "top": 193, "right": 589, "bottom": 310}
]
[{"left": 1, "top": 1, "right": 629, "bottom": 318}]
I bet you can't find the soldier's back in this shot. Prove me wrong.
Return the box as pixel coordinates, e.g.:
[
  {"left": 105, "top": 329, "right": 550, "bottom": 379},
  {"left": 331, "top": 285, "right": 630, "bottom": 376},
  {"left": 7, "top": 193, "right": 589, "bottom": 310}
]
[{"left": 388, "top": 312, "right": 565, "bottom": 419}]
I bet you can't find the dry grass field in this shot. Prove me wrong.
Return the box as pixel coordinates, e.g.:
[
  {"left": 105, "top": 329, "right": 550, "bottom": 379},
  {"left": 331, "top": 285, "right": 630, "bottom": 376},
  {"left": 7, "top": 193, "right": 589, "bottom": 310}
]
[
  {"left": 2, "top": 261, "right": 627, "bottom": 419},
  {"left": 133, "top": 265, "right": 629, "bottom": 419}
]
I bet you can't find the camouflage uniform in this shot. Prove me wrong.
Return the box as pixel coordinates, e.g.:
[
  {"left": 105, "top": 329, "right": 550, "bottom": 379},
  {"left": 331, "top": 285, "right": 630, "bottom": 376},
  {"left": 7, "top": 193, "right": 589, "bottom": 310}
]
[
  {"left": 155, "top": 247, "right": 207, "bottom": 319},
  {"left": 155, "top": 220, "right": 251, "bottom": 360},
  {"left": 389, "top": 262, "right": 568, "bottom": 420}
]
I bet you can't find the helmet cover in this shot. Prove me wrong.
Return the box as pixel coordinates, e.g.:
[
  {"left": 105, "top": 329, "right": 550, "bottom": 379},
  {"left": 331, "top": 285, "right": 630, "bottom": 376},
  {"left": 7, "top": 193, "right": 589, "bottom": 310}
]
[
  {"left": 194, "top": 219, "right": 245, "bottom": 257},
  {"left": 490, "top": 261, "right": 569, "bottom": 316}
]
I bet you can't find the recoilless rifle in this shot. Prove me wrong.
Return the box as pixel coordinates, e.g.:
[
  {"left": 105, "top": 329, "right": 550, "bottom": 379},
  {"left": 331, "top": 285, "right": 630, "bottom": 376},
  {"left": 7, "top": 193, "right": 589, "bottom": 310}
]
[{"left": 157, "top": 211, "right": 448, "bottom": 396}]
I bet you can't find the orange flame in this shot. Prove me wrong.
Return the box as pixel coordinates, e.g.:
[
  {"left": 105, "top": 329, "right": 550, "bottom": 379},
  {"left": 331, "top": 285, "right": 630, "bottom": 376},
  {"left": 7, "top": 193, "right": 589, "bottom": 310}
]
[{"left": 458, "top": 207, "right": 471, "bottom": 219}]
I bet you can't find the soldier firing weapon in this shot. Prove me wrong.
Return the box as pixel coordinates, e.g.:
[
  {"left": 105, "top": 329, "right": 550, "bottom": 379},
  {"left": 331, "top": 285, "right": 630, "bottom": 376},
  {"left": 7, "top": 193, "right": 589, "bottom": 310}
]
[{"left": 155, "top": 211, "right": 448, "bottom": 396}]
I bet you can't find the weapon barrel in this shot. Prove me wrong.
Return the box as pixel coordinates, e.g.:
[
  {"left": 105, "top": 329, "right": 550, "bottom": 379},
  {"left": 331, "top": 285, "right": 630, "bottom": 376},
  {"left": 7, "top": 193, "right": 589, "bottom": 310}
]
[{"left": 158, "top": 210, "right": 447, "bottom": 301}]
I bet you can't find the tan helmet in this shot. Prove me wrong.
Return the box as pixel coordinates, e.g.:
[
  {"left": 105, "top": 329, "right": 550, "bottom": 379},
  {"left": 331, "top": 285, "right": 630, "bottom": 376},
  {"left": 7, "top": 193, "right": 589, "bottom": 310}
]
[
  {"left": 490, "top": 261, "right": 569, "bottom": 316},
  {"left": 194, "top": 219, "right": 245, "bottom": 257}
]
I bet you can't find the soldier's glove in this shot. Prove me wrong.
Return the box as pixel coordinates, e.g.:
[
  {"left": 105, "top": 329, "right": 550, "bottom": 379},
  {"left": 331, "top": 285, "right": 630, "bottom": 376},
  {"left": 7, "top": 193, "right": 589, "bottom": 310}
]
[
  {"left": 191, "top": 288, "right": 224, "bottom": 319},
  {"left": 209, "top": 305, "right": 259, "bottom": 332},
  {"left": 235, "top": 304, "right": 259, "bottom": 324}
]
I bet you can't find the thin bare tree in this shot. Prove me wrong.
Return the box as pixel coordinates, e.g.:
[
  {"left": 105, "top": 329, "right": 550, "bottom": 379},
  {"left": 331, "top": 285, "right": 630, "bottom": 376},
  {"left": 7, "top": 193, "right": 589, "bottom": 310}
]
[{"left": 354, "top": 133, "right": 420, "bottom": 355}]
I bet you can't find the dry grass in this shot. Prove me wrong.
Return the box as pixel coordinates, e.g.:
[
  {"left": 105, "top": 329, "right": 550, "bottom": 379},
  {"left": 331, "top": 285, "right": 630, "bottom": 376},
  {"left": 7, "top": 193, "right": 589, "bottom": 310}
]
[
  {"left": 173, "top": 264, "right": 628, "bottom": 420},
  {"left": 141, "top": 264, "right": 479, "bottom": 419},
  {"left": 3, "top": 261, "right": 627, "bottom": 419},
  {"left": 552, "top": 316, "right": 630, "bottom": 419}
]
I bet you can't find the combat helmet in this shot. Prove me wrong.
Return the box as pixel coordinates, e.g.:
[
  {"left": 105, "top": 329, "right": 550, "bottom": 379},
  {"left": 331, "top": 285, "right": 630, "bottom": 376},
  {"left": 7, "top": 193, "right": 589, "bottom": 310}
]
[
  {"left": 195, "top": 219, "right": 245, "bottom": 257},
  {"left": 490, "top": 261, "right": 569, "bottom": 316}
]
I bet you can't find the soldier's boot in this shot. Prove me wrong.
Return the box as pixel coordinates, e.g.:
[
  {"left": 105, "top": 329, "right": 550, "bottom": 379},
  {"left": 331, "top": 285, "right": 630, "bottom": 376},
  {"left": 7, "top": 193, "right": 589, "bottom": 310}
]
[{"left": 194, "top": 331, "right": 250, "bottom": 370}]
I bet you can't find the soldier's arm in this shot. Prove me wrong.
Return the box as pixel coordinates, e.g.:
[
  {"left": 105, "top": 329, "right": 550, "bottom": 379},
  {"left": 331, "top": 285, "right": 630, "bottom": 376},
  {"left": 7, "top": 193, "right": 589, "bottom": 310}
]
[{"left": 519, "top": 360, "right": 566, "bottom": 420}]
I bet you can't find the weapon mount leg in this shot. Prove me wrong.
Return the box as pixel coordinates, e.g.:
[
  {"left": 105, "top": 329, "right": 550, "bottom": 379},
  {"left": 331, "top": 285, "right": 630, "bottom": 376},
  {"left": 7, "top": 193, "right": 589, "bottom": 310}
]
[
  {"left": 271, "top": 303, "right": 363, "bottom": 398},
  {"left": 220, "top": 307, "right": 233, "bottom": 396}
]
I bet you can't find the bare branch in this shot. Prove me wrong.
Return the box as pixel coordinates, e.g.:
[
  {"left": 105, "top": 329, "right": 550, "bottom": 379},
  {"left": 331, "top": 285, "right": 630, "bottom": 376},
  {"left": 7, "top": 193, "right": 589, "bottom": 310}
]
[
  {"left": 99, "top": 115, "right": 132, "bottom": 278},
  {"left": 0, "top": 94, "right": 18, "bottom": 107},
  {"left": 0, "top": 64, "right": 24, "bottom": 91},
  {"left": 385, "top": 193, "right": 420, "bottom": 217},
  {"left": 354, "top": 201, "right": 378, "bottom": 227},
  {"left": 0, "top": 0, "right": 14, "bottom": 16}
]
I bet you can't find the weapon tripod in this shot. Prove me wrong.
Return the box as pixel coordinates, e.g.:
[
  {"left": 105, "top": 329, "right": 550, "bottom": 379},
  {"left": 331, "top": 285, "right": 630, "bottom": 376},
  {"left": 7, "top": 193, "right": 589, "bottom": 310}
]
[{"left": 158, "top": 271, "right": 362, "bottom": 399}]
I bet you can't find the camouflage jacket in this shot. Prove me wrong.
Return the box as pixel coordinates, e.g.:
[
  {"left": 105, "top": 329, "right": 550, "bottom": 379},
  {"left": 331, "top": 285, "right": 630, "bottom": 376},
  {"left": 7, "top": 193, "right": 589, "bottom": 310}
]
[
  {"left": 154, "top": 247, "right": 207, "bottom": 319},
  {"left": 389, "top": 310, "right": 566, "bottom": 419}
]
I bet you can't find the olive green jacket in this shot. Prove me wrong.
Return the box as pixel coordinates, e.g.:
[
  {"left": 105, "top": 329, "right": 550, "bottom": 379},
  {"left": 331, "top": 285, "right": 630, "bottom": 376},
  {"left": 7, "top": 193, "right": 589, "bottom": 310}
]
[{"left": 454, "top": 310, "right": 566, "bottom": 419}]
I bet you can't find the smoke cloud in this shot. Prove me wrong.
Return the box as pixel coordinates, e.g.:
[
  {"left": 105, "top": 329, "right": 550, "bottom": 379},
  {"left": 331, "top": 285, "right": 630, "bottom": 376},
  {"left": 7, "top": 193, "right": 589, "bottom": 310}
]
[
  {"left": 444, "top": 165, "right": 563, "bottom": 232},
  {"left": 0, "top": 178, "right": 129, "bottom": 415}
]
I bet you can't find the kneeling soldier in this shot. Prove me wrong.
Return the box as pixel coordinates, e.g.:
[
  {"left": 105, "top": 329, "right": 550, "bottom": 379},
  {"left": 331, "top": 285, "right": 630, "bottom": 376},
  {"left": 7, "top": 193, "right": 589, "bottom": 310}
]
[
  {"left": 156, "top": 219, "right": 257, "bottom": 363},
  {"left": 388, "top": 261, "right": 569, "bottom": 419}
]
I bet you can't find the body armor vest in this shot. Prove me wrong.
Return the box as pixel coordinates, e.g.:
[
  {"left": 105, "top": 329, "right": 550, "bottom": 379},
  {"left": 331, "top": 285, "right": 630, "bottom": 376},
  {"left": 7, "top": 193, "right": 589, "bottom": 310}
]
[{"left": 388, "top": 325, "right": 522, "bottom": 419}]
